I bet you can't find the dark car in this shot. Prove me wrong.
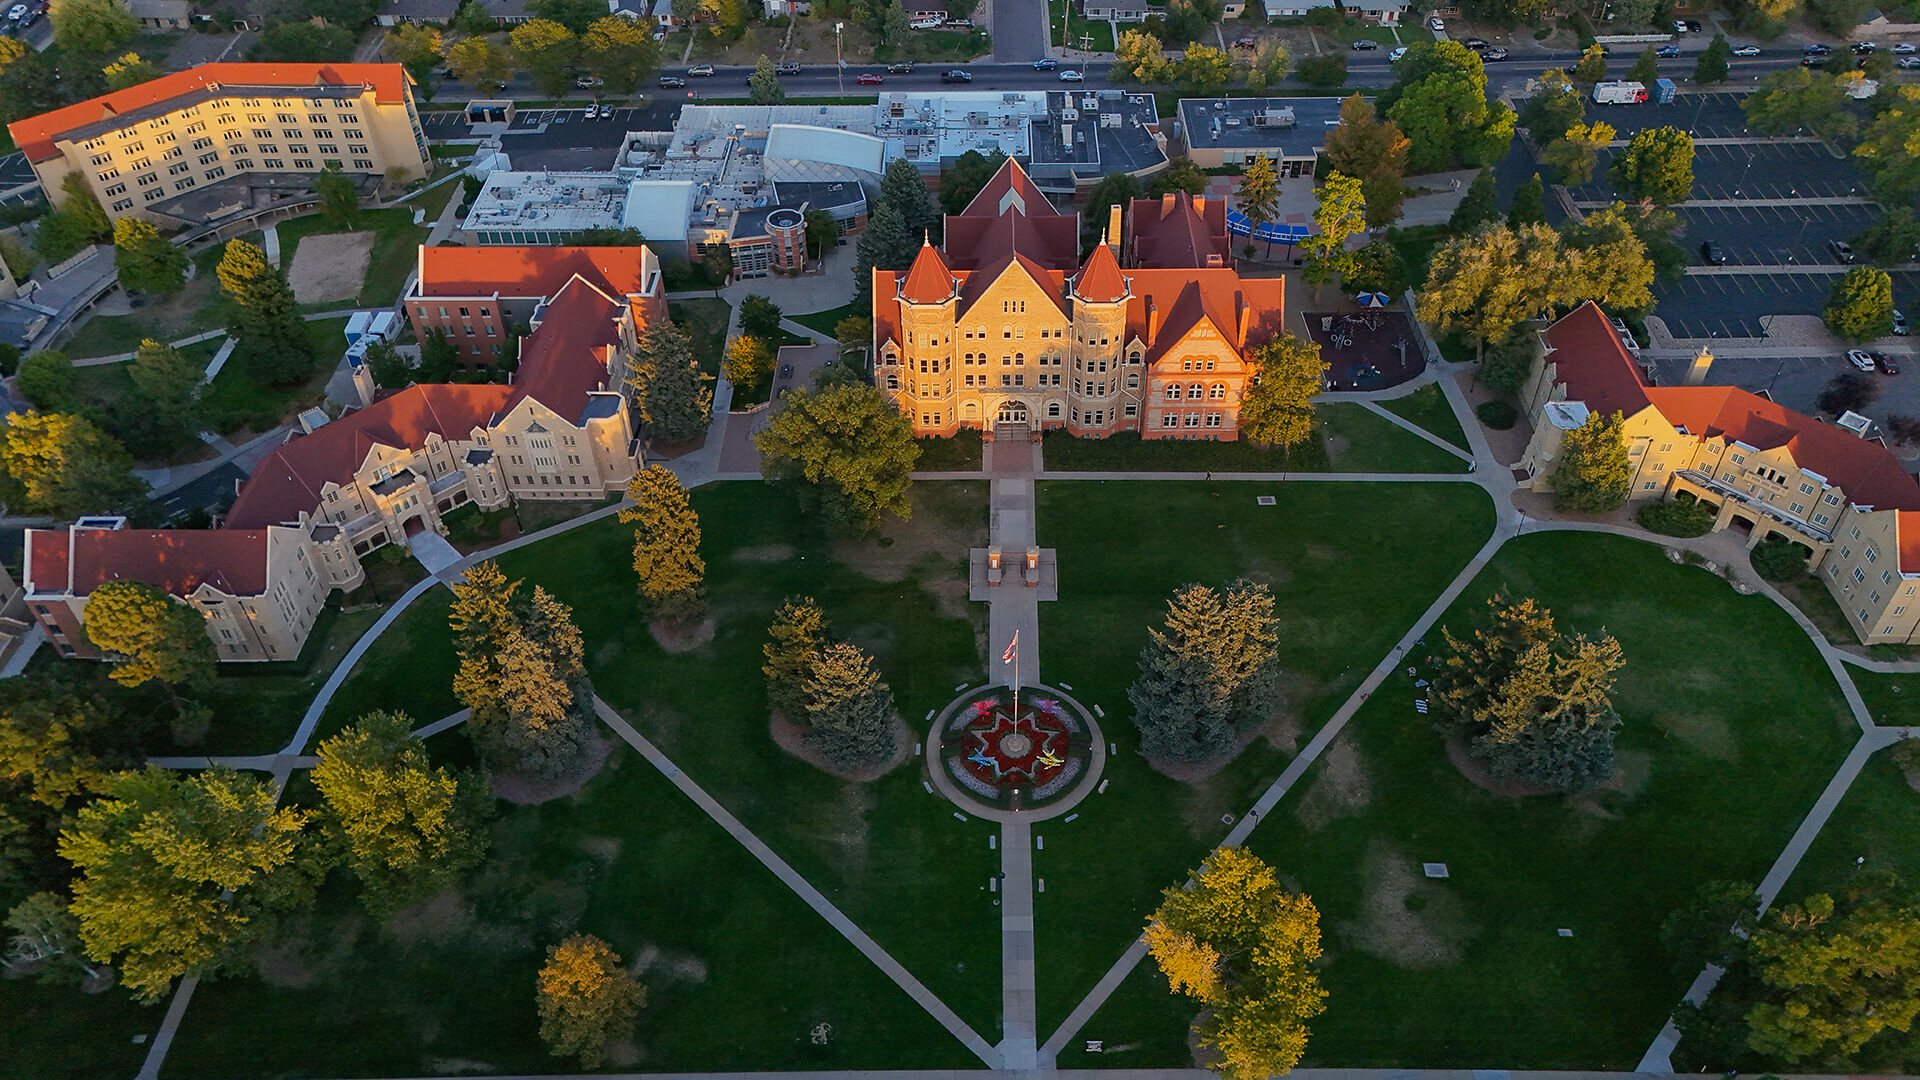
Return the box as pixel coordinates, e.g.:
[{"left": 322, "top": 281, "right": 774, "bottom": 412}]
[
  {"left": 1483, "top": 46, "right": 1509, "bottom": 60},
  {"left": 1350, "top": 38, "right": 1378, "bottom": 50},
  {"left": 1700, "top": 241, "right": 1728, "bottom": 265},
  {"left": 1461, "top": 37, "right": 1489, "bottom": 50},
  {"left": 1032, "top": 57, "right": 1057, "bottom": 69},
  {"left": 885, "top": 62, "right": 913, "bottom": 73},
  {"left": 1853, "top": 40, "right": 1877, "bottom": 53},
  {"left": 779, "top": 362, "right": 795, "bottom": 379},
  {"left": 1876, "top": 353, "right": 1902, "bottom": 375},
  {"left": 941, "top": 69, "right": 973, "bottom": 82},
  {"left": 1656, "top": 44, "right": 1679, "bottom": 56},
  {"left": 1830, "top": 238, "right": 1856, "bottom": 263},
  {"left": 1804, "top": 42, "right": 1833, "bottom": 54},
  {"left": 658, "top": 75, "right": 686, "bottom": 87},
  {"left": 1802, "top": 55, "right": 1825, "bottom": 66}
]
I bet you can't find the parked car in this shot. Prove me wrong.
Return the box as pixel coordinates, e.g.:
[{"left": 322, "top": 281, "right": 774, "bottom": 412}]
[
  {"left": 1672, "top": 18, "right": 1688, "bottom": 31},
  {"left": 1461, "top": 37, "right": 1489, "bottom": 50},
  {"left": 658, "top": 75, "right": 686, "bottom": 87},
  {"left": 1233, "top": 35, "right": 1256, "bottom": 48},
  {"left": 1894, "top": 41, "right": 1917, "bottom": 53},
  {"left": 1830, "top": 238, "right": 1856, "bottom": 263},
  {"left": 856, "top": 72, "right": 883, "bottom": 84},
  {"left": 776, "top": 61, "right": 801, "bottom": 74},
  {"left": 1733, "top": 44, "right": 1761, "bottom": 55},
  {"left": 1427, "top": 15, "right": 1444, "bottom": 30},
  {"left": 3, "top": 4, "right": 23, "bottom": 18},
  {"left": 1388, "top": 46, "right": 1408, "bottom": 61},
  {"left": 1895, "top": 309, "right": 1909, "bottom": 335},
  {"left": 599, "top": 103, "right": 613, "bottom": 118},
  {"left": 886, "top": 62, "right": 913, "bottom": 73},
  {"left": 941, "top": 69, "right": 973, "bottom": 82},
  {"left": 1656, "top": 44, "right": 1679, "bottom": 56},
  {"left": 689, "top": 64, "right": 715, "bottom": 76},
  {"left": 1681, "top": 19, "right": 1702, "bottom": 30},
  {"left": 1848, "top": 349, "right": 1877, "bottom": 371},
  {"left": 1483, "top": 46, "right": 1509, "bottom": 60},
  {"left": 1901, "top": 55, "right": 1920, "bottom": 68},
  {"left": 1854, "top": 41, "right": 1878, "bottom": 53},
  {"left": 1058, "top": 69, "right": 1084, "bottom": 80},
  {"left": 1032, "top": 57, "right": 1058, "bottom": 68},
  {"left": 1699, "top": 241, "right": 1728, "bottom": 265},
  {"left": 1350, "top": 38, "right": 1378, "bottom": 50},
  {"left": 779, "top": 363, "right": 794, "bottom": 379},
  {"left": 1804, "top": 42, "right": 1833, "bottom": 54},
  {"left": 1876, "top": 353, "right": 1902, "bottom": 375}
]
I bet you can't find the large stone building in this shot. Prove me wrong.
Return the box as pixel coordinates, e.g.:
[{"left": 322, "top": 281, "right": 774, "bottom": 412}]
[
  {"left": 7, "top": 63, "right": 431, "bottom": 227},
  {"left": 23, "top": 245, "right": 666, "bottom": 663},
  {"left": 406, "top": 244, "right": 665, "bottom": 367},
  {"left": 1520, "top": 301, "right": 1920, "bottom": 645},
  {"left": 872, "top": 160, "right": 1284, "bottom": 439}
]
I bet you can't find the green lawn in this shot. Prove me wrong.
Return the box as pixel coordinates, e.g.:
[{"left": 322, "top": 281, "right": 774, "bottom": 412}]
[
  {"left": 1379, "top": 384, "right": 1469, "bottom": 453},
  {"left": 670, "top": 298, "right": 733, "bottom": 380},
  {"left": 1780, "top": 745, "right": 1920, "bottom": 904},
  {"left": 277, "top": 207, "right": 430, "bottom": 311},
  {"left": 917, "top": 429, "right": 983, "bottom": 471},
  {"left": 1032, "top": 480, "right": 1496, "bottom": 1036},
  {"left": 197, "top": 317, "right": 351, "bottom": 436},
  {"left": 0, "top": 978, "right": 159, "bottom": 1080},
  {"left": 1057, "top": 531, "right": 1859, "bottom": 1069},
  {"left": 303, "top": 481, "right": 1009, "bottom": 1040},
  {"left": 61, "top": 240, "right": 255, "bottom": 359},
  {"left": 792, "top": 302, "right": 860, "bottom": 339},
  {"left": 1040, "top": 404, "right": 1471, "bottom": 473},
  {"left": 160, "top": 740, "right": 986, "bottom": 1077},
  {"left": 1848, "top": 668, "right": 1920, "bottom": 726}
]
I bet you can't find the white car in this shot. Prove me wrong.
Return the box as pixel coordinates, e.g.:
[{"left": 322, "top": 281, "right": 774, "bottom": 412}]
[
  {"left": 4, "top": 4, "right": 24, "bottom": 18},
  {"left": 1427, "top": 15, "right": 1444, "bottom": 30},
  {"left": 1901, "top": 55, "right": 1920, "bottom": 68},
  {"left": 1733, "top": 44, "right": 1761, "bottom": 56},
  {"left": 1058, "top": 69, "right": 1083, "bottom": 81},
  {"left": 1388, "top": 46, "right": 1409, "bottom": 61},
  {"left": 1848, "top": 349, "right": 1877, "bottom": 371},
  {"left": 1895, "top": 42, "right": 1918, "bottom": 53}
]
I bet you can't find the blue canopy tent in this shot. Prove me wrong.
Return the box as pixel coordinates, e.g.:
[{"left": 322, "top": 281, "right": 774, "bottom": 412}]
[{"left": 1225, "top": 210, "right": 1310, "bottom": 256}]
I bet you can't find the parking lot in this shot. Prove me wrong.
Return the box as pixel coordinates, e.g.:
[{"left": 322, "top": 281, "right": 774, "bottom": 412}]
[
  {"left": 1680, "top": 202, "right": 1881, "bottom": 266},
  {"left": 420, "top": 102, "right": 682, "bottom": 171},
  {"left": 1647, "top": 351, "right": 1917, "bottom": 442},
  {"left": 1653, "top": 269, "right": 1920, "bottom": 339},
  {"left": 1685, "top": 140, "right": 1866, "bottom": 200}
]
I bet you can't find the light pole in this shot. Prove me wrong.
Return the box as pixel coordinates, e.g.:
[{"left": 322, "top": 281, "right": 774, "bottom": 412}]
[{"left": 835, "top": 22, "right": 844, "bottom": 95}]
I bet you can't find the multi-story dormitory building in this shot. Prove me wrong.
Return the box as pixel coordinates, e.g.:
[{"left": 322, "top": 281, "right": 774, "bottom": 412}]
[
  {"left": 6, "top": 63, "right": 431, "bottom": 227},
  {"left": 22, "top": 246, "right": 666, "bottom": 663},
  {"left": 1522, "top": 301, "right": 1920, "bottom": 646},
  {"left": 872, "top": 159, "right": 1285, "bottom": 440}
]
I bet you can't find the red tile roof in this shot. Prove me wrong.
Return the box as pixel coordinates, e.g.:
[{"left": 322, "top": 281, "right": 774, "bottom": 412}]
[
  {"left": 1074, "top": 242, "right": 1127, "bottom": 303},
  {"left": 8, "top": 63, "right": 411, "bottom": 164},
  {"left": 503, "top": 277, "right": 623, "bottom": 423},
  {"left": 1541, "top": 302, "right": 1652, "bottom": 418},
  {"left": 959, "top": 157, "right": 1054, "bottom": 219},
  {"left": 942, "top": 158, "right": 1078, "bottom": 272},
  {"left": 899, "top": 240, "right": 955, "bottom": 303},
  {"left": 416, "top": 246, "right": 657, "bottom": 301},
  {"left": 1128, "top": 192, "right": 1228, "bottom": 268},
  {"left": 1123, "top": 269, "right": 1286, "bottom": 361},
  {"left": 27, "top": 525, "right": 270, "bottom": 598},
  {"left": 226, "top": 384, "right": 513, "bottom": 528}
]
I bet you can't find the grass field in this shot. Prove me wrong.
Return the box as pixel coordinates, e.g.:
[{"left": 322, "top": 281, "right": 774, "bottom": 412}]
[
  {"left": 0, "top": 978, "right": 159, "bottom": 1080},
  {"left": 792, "top": 302, "right": 860, "bottom": 339},
  {"left": 1040, "top": 404, "right": 1471, "bottom": 474},
  {"left": 1850, "top": 669, "right": 1920, "bottom": 726},
  {"left": 1380, "top": 384, "right": 1469, "bottom": 452},
  {"left": 159, "top": 741, "right": 986, "bottom": 1077},
  {"left": 61, "top": 239, "right": 257, "bottom": 359},
  {"left": 1031, "top": 480, "right": 1496, "bottom": 1035},
  {"left": 197, "top": 317, "right": 352, "bottom": 436},
  {"left": 1054, "top": 531, "right": 1859, "bottom": 1069},
  {"left": 316, "top": 587, "right": 460, "bottom": 743},
  {"left": 670, "top": 298, "right": 733, "bottom": 381},
  {"left": 1780, "top": 744, "right": 1920, "bottom": 901},
  {"left": 917, "top": 429, "right": 983, "bottom": 470}
]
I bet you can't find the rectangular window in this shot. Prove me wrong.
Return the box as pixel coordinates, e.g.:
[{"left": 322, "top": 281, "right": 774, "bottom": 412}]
[
  {"left": 111, "top": 198, "right": 132, "bottom": 211},
  {"left": 1868, "top": 546, "right": 1880, "bottom": 563},
  {"left": 1854, "top": 567, "right": 1868, "bottom": 584},
  {"left": 103, "top": 182, "right": 126, "bottom": 196},
  {"left": 349, "top": 145, "right": 369, "bottom": 156},
  {"left": 192, "top": 137, "right": 213, "bottom": 150}
]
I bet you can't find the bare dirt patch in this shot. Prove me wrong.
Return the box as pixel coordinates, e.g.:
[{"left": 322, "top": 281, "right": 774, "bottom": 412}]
[
  {"left": 387, "top": 888, "right": 477, "bottom": 947},
  {"left": 649, "top": 617, "right": 716, "bottom": 654},
  {"left": 1293, "top": 734, "right": 1373, "bottom": 832},
  {"left": 286, "top": 230, "right": 375, "bottom": 304},
  {"left": 1336, "top": 840, "right": 1475, "bottom": 970},
  {"left": 578, "top": 834, "right": 622, "bottom": 863},
  {"left": 632, "top": 943, "right": 710, "bottom": 984},
  {"left": 487, "top": 727, "right": 614, "bottom": 805},
  {"left": 427, "top": 1059, "right": 499, "bottom": 1075},
  {"left": 733, "top": 543, "right": 797, "bottom": 563},
  {"left": 1653, "top": 709, "right": 1737, "bottom": 761},
  {"left": 832, "top": 495, "right": 984, "bottom": 584},
  {"left": 769, "top": 710, "right": 912, "bottom": 783}
]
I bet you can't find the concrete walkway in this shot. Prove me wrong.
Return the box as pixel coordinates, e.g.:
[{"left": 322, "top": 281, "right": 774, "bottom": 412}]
[{"left": 408, "top": 529, "right": 463, "bottom": 579}]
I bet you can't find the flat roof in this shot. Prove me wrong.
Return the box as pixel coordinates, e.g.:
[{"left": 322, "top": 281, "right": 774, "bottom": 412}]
[
  {"left": 463, "top": 170, "right": 631, "bottom": 233},
  {"left": 1027, "top": 89, "right": 1163, "bottom": 180},
  {"left": 1176, "top": 96, "right": 1347, "bottom": 155}
]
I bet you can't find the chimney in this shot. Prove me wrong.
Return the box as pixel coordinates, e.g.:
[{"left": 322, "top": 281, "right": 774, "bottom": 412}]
[
  {"left": 1146, "top": 296, "right": 1159, "bottom": 341},
  {"left": 1236, "top": 292, "right": 1248, "bottom": 344},
  {"left": 1161, "top": 192, "right": 1176, "bottom": 215},
  {"left": 1107, "top": 203, "right": 1122, "bottom": 252},
  {"left": 1685, "top": 345, "right": 1713, "bottom": 385}
]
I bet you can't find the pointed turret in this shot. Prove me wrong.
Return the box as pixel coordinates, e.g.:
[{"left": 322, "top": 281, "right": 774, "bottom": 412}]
[
  {"left": 899, "top": 238, "right": 955, "bottom": 304},
  {"left": 1073, "top": 240, "right": 1127, "bottom": 304}
]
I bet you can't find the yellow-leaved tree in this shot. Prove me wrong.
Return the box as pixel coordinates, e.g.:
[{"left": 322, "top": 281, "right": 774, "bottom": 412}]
[{"left": 536, "top": 933, "right": 646, "bottom": 1066}]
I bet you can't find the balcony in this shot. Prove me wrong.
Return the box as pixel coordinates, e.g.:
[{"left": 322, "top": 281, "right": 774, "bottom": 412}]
[
  {"left": 344, "top": 511, "right": 385, "bottom": 537},
  {"left": 428, "top": 468, "right": 468, "bottom": 496},
  {"left": 1674, "top": 469, "right": 1832, "bottom": 543}
]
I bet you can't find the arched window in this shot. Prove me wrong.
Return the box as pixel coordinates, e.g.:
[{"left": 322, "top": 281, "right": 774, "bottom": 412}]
[
  {"left": 1209, "top": 383, "right": 1226, "bottom": 399},
  {"left": 1128, "top": 350, "right": 1143, "bottom": 364},
  {"left": 1048, "top": 401, "right": 1062, "bottom": 417},
  {"left": 1163, "top": 385, "right": 1179, "bottom": 401},
  {"left": 1014, "top": 352, "right": 1024, "bottom": 363},
  {"left": 1187, "top": 384, "right": 1205, "bottom": 399},
  {"left": 962, "top": 401, "right": 978, "bottom": 419},
  {"left": 886, "top": 373, "right": 899, "bottom": 390},
  {"left": 1126, "top": 372, "right": 1140, "bottom": 390}
]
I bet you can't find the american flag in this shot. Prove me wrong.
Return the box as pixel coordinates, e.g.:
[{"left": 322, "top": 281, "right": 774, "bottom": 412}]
[{"left": 1003, "top": 633, "right": 1018, "bottom": 664}]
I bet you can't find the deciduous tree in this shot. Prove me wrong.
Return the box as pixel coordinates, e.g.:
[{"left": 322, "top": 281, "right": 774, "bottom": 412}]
[
  {"left": 252, "top": 21, "right": 355, "bottom": 62},
  {"left": 512, "top": 19, "right": 581, "bottom": 98},
  {"left": 1321, "top": 94, "right": 1409, "bottom": 227},
  {"left": 1236, "top": 155, "right": 1280, "bottom": 237},
  {"left": 529, "top": 0, "right": 607, "bottom": 31},
  {"left": 723, "top": 333, "right": 773, "bottom": 395},
  {"left": 112, "top": 217, "right": 188, "bottom": 295},
  {"left": 58, "top": 768, "right": 320, "bottom": 1003},
  {"left": 1551, "top": 410, "right": 1632, "bottom": 513},
  {"left": 1572, "top": 42, "right": 1608, "bottom": 83},
  {"left": 582, "top": 15, "right": 659, "bottom": 93},
  {"left": 763, "top": 596, "right": 828, "bottom": 721},
  {"left": 1506, "top": 172, "right": 1545, "bottom": 228},
  {"left": 617, "top": 465, "right": 704, "bottom": 621},
  {"left": 1418, "top": 222, "right": 1564, "bottom": 356},
  {"left": 0, "top": 679, "right": 140, "bottom": 811},
  {"left": 35, "top": 174, "right": 112, "bottom": 264},
  {"left": 1854, "top": 208, "right": 1920, "bottom": 268},
  {"left": 51, "top": 0, "right": 134, "bottom": 58},
  {"left": 1852, "top": 88, "right": 1920, "bottom": 205},
  {"left": 937, "top": 149, "right": 1006, "bottom": 215},
  {"left": 1560, "top": 203, "right": 1655, "bottom": 315},
  {"left": 1743, "top": 67, "right": 1853, "bottom": 140},
  {"left": 314, "top": 162, "right": 360, "bottom": 229},
  {"left": 1541, "top": 120, "right": 1614, "bottom": 187},
  {"left": 314, "top": 711, "right": 489, "bottom": 917},
  {"left": 82, "top": 581, "right": 216, "bottom": 692},
  {"left": 1238, "top": 332, "right": 1327, "bottom": 449},
  {"left": 1149, "top": 157, "right": 1207, "bottom": 199},
  {"left": 802, "top": 641, "right": 897, "bottom": 770},
  {"left": 1825, "top": 266, "right": 1896, "bottom": 342},
  {"left": 1610, "top": 126, "right": 1694, "bottom": 205},
  {"left": 3, "top": 892, "right": 107, "bottom": 984},
  {"left": 1430, "top": 595, "right": 1625, "bottom": 791},
  {"left": 1519, "top": 68, "right": 1583, "bottom": 142},
  {"left": 101, "top": 52, "right": 159, "bottom": 91},
  {"left": 1145, "top": 847, "right": 1326, "bottom": 1080},
  {"left": 0, "top": 410, "right": 145, "bottom": 518},
  {"left": 1129, "top": 581, "right": 1281, "bottom": 764},
  {"left": 16, "top": 349, "right": 77, "bottom": 411},
  {"left": 1303, "top": 171, "right": 1366, "bottom": 291},
  {"left": 1114, "top": 28, "right": 1174, "bottom": 83},
  {"left": 1295, "top": 53, "right": 1346, "bottom": 88},
  {"left": 756, "top": 382, "right": 920, "bottom": 534},
  {"left": 382, "top": 22, "right": 445, "bottom": 89},
  {"left": 536, "top": 934, "right": 645, "bottom": 1067},
  {"left": 446, "top": 36, "right": 515, "bottom": 90}
]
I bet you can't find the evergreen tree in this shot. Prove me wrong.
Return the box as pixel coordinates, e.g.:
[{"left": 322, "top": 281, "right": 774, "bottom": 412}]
[
  {"left": 58, "top": 767, "right": 320, "bottom": 1003},
  {"left": 1238, "top": 332, "right": 1328, "bottom": 450},
  {"left": 1078, "top": 171, "right": 1143, "bottom": 250},
  {"left": 748, "top": 53, "right": 784, "bottom": 103},
  {"left": 81, "top": 581, "right": 216, "bottom": 693},
  {"left": 123, "top": 339, "right": 205, "bottom": 457},
  {"left": 738, "top": 294, "right": 784, "bottom": 340},
  {"left": 852, "top": 201, "right": 915, "bottom": 307},
  {"left": 1430, "top": 595, "right": 1624, "bottom": 792},
  {"left": 617, "top": 465, "right": 704, "bottom": 621},
  {"left": 313, "top": 162, "right": 360, "bottom": 229},
  {"left": 111, "top": 217, "right": 187, "bottom": 295},
  {"left": 1129, "top": 581, "right": 1282, "bottom": 764},
  {"left": 0, "top": 410, "right": 144, "bottom": 516},
  {"left": 1626, "top": 45, "right": 1659, "bottom": 86},
  {"left": 313, "top": 711, "right": 489, "bottom": 918},
  {"left": 364, "top": 339, "right": 412, "bottom": 389},
  {"left": 216, "top": 238, "right": 315, "bottom": 387},
  {"left": 763, "top": 596, "right": 828, "bottom": 721},
  {"left": 15, "top": 350, "right": 76, "bottom": 411},
  {"left": 418, "top": 326, "right": 460, "bottom": 383},
  {"left": 1149, "top": 158, "right": 1207, "bottom": 199},
  {"left": 1321, "top": 94, "right": 1409, "bottom": 228},
  {"left": 1477, "top": 332, "right": 1535, "bottom": 397},
  {"left": 1551, "top": 410, "right": 1632, "bottom": 513},
  {"left": 1695, "top": 34, "right": 1732, "bottom": 84},
  {"left": 450, "top": 562, "right": 596, "bottom": 777},
  {"left": 1236, "top": 155, "right": 1281, "bottom": 234},
  {"left": 1447, "top": 168, "right": 1501, "bottom": 233},
  {"left": 628, "top": 322, "right": 711, "bottom": 443},
  {"left": 1145, "top": 847, "right": 1326, "bottom": 1080},
  {"left": 937, "top": 149, "right": 1006, "bottom": 216},
  {"left": 802, "top": 642, "right": 897, "bottom": 770},
  {"left": 881, "top": 157, "right": 939, "bottom": 241},
  {"left": 755, "top": 382, "right": 920, "bottom": 534},
  {"left": 537, "top": 934, "right": 646, "bottom": 1067},
  {"left": 1507, "top": 172, "right": 1545, "bottom": 228}
]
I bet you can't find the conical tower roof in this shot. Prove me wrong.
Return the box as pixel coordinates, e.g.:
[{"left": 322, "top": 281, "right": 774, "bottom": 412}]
[
  {"left": 1073, "top": 240, "right": 1127, "bottom": 303},
  {"left": 899, "top": 237, "right": 955, "bottom": 303}
]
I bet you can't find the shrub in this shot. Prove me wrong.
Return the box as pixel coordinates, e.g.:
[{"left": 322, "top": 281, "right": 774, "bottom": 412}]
[
  {"left": 1476, "top": 400, "right": 1517, "bottom": 429},
  {"left": 1636, "top": 499, "right": 1714, "bottom": 538},
  {"left": 1750, "top": 539, "right": 1809, "bottom": 582}
]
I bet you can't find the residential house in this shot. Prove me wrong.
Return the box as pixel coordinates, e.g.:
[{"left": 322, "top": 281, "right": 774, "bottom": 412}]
[
  {"left": 126, "top": 0, "right": 193, "bottom": 28},
  {"left": 1082, "top": 0, "right": 1149, "bottom": 22},
  {"left": 374, "top": 0, "right": 464, "bottom": 24}
]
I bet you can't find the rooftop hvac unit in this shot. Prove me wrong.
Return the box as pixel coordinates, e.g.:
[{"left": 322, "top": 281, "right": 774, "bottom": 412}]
[
  {"left": 1100, "top": 112, "right": 1121, "bottom": 128},
  {"left": 1224, "top": 117, "right": 1241, "bottom": 126},
  {"left": 1061, "top": 108, "right": 1077, "bottom": 121},
  {"left": 1081, "top": 95, "right": 1097, "bottom": 110}
]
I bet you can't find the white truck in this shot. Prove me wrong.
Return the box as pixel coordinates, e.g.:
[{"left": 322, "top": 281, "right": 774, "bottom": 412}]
[{"left": 1592, "top": 80, "right": 1649, "bottom": 104}]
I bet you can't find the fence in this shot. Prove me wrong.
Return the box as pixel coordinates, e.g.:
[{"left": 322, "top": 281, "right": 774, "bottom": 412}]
[{"left": 1401, "top": 288, "right": 1447, "bottom": 370}]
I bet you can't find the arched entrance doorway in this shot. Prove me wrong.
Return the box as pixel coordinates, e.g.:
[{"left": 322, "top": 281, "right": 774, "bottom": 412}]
[
  {"left": 995, "top": 400, "right": 1029, "bottom": 440},
  {"left": 402, "top": 515, "right": 426, "bottom": 538}
]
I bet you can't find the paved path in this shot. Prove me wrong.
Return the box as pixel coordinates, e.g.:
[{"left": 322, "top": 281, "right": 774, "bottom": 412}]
[
  {"left": 70, "top": 327, "right": 228, "bottom": 367},
  {"left": 408, "top": 529, "right": 463, "bottom": 579},
  {"left": 1356, "top": 398, "right": 1473, "bottom": 462},
  {"left": 593, "top": 698, "right": 1001, "bottom": 1069},
  {"left": 999, "top": 820, "right": 1039, "bottom": 1069}
]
